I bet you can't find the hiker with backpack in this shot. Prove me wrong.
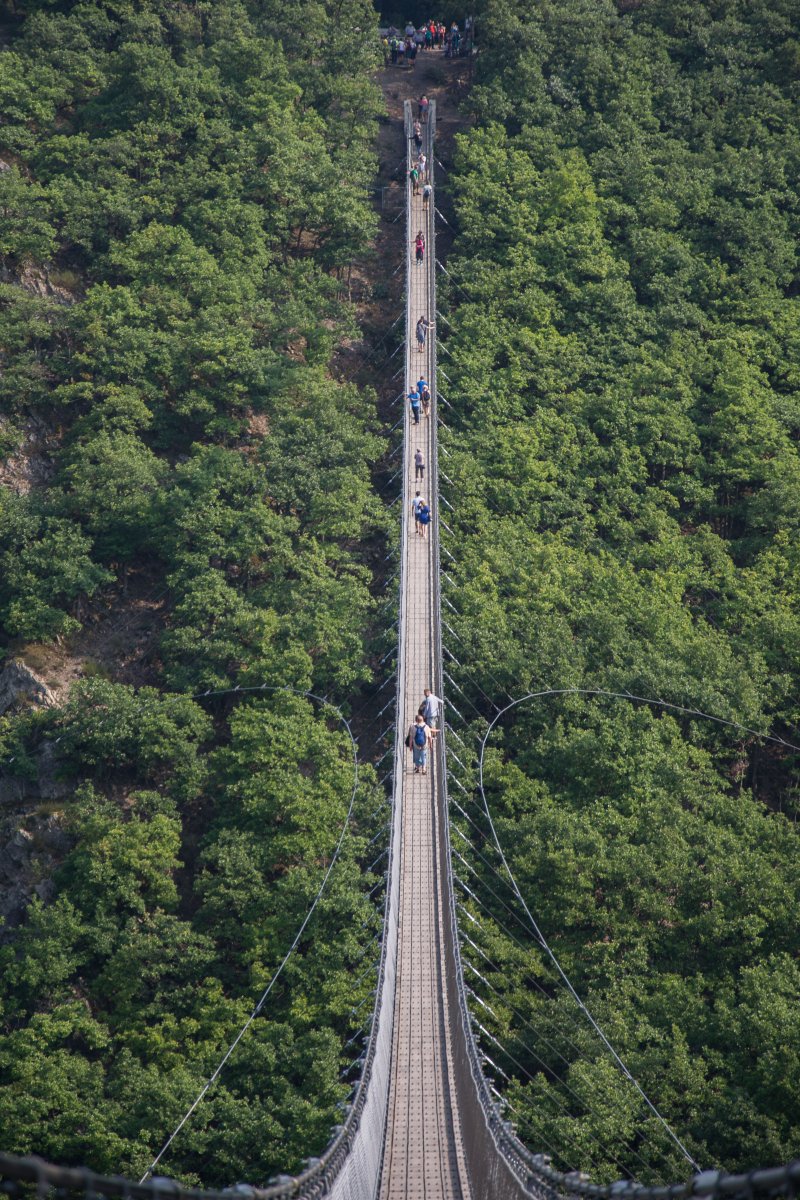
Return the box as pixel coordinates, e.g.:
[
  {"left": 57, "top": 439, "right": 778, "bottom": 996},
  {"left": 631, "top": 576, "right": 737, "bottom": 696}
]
[
  {"left": 411, "top": 489, "right": 426, "bottom": 533},
  {"left": 406, "top": 713, "right": 434, "bottom": 774}
]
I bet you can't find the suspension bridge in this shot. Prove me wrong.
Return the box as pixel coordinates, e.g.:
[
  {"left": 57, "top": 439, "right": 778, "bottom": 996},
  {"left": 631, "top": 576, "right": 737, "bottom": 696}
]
[{"left": 1, "top": 100, "right": 800, "bottom": 1200}]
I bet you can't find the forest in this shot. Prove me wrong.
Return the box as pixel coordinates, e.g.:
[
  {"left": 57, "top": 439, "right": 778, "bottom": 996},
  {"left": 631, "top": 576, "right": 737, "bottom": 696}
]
[
  {"left": 2, "top": 0, "right": 800, "bottom": 1188},
  {"left": 440, "top": 0, "right": 800, "bottom": 1182},
  {"left": 0, "top": 0, "right": 390, "bottom": 1184}
]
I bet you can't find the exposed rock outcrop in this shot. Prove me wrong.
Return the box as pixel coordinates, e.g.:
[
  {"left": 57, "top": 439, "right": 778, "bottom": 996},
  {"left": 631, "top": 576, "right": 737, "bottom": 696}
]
[
  {"left": 0, "top": 659, "right": 58, "bottom": 715},
  {"left": 0, "top": 814, "right": 68, "bottom": 939},
  {"left": 0, "top": 413, "right": 59, "bottom": 494}
]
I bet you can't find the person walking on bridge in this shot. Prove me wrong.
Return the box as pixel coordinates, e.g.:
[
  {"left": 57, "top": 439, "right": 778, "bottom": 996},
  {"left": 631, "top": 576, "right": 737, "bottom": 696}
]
[
  {"left": 411, "top": 490, "right": 426, "bottom": 534},
  {"left": 409, "top": 388, "right": 421, "bottom": 424},
  {"left": 416, "top": 314, "right": 433, "bottom": 352},
  {"left": 420, "top": 688, "right": 443, "bottom": 730},
  {"left": 417, "top": 498, "right": 431, "bottom": 539},
  {"left": 414, "top": 446, "right": 425, "bottom": 480},
  {"left": 407, "top": 713, "right": 434, "bottom": 774},
  {"left": 417, "top": 375, "right": 430, "bottom": 418},
  {"left": 415, "top": 230, "right": 425, "bottom": 265},
  {"left": 418, "top": 94, "right": 429, "bottom": 122},
  {"left": 422, "top": 181, "right": 432, "bottom": 211}
]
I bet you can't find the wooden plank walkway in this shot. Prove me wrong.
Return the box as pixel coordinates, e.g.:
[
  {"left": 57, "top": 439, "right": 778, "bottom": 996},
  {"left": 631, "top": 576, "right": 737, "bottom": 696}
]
[{"left": 377, "top": 102, "right": 471, "bottom": 1200}]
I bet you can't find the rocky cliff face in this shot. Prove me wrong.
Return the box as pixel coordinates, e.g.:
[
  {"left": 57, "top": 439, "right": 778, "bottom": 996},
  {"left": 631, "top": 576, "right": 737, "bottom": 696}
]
[
  {"left": 0, "top": 659, "right": 58, "bottom": 715},
  {"left": 0, "top": 811, "right": 70, "bottom": 938},
  {"left": 0, "top": 662, "right": 69, "bottom": 941},
  {"left": 0, "top": 413, "right": 60, "bottom": 495}
]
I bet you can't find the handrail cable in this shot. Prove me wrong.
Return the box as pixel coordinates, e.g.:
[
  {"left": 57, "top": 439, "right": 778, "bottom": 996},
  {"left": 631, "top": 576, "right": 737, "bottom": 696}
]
[
  {"left": 474, "top": 687, "right": 800, "bottom": 1176},
  {"left": 140, "top": 686, "right": 360, "bottom": 1183},
  {"left": 451, "top": 853, "right": 696, "bottom": 1181}
]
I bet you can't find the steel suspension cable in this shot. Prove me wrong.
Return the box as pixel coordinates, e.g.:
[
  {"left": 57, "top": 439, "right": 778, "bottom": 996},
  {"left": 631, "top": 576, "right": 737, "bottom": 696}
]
[
  {"left": 139, "top": 686, "right": 361, "bottom": 1183},
  {"left": 452, "top": 869, "right": 689, "bottom": 1181},
  {"left": 473, "top": 688, "right": 800, "bottom": 1174}
]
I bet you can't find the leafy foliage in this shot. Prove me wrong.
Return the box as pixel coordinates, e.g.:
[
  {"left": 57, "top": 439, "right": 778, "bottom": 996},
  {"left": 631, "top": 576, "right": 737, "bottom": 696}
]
[
  {"left": 0, "top": 0, "right": 388, "bottom": 1186},
  {"left": 444, "top": 0, "right": 800, "bottom": 1180}
]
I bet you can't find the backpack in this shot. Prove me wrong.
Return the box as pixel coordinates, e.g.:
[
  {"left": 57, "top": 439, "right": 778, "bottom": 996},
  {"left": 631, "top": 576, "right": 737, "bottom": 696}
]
[{"left": 414, "top": 724, "right": 427, "bottom": 747}]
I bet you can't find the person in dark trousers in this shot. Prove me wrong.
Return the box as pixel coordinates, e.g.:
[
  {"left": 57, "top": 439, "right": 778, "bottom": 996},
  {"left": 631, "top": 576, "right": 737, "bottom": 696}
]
[
  {"left": 415, "top": 231, "right": 425, "bottom": 265},
  {"left": 409, "top": 389, "right": 421, "bottom": 423},
  {"left": 415, "top": 447, "right": 425, "bottom": 479},
  {"left": 420, "top": 383, "right": 431, "bottom": 418}
]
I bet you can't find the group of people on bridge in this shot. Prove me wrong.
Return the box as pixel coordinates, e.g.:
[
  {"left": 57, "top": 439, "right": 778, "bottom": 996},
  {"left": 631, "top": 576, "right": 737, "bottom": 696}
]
[
  {"left": 406, "top": 688, "right": 442, "bottom": 773},
  {"left": 410, "top": 106, "right": 433, "bottom": 208},
  {"left": 402, "top": 95, "right": 440, "bottom": 777},
  {"left": 411, "top": 489, "right": 430, "bottom": 539},
  {"left": 408, "top": 374, "right": 431, "bottom": 423}
]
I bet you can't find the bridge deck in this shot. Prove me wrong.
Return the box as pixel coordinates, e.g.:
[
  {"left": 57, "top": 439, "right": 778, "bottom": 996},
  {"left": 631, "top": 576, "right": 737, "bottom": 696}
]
[{"left": 377, "top": 105, "right": 470, "bottom": 1200}]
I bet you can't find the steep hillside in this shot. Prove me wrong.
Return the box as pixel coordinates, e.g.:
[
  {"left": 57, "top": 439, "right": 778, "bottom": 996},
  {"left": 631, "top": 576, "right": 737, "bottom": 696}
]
[
  {"left": 443, "top": 0, "right": 800, "bottom": 1180},
  {"left": 0, "top": 0, "right": 391, "bottom": 1184}
]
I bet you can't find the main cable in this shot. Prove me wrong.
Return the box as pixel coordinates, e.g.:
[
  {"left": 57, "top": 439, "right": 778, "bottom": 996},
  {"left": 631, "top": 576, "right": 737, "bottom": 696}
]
[{"left": 139, "top": 685, "right": 360, "bottom": 1184}]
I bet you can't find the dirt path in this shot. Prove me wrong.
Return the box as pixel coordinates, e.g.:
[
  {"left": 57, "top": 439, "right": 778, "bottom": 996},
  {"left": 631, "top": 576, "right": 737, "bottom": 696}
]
[{"left": 376, "top": 50, "right": 471, "bottom": 165}]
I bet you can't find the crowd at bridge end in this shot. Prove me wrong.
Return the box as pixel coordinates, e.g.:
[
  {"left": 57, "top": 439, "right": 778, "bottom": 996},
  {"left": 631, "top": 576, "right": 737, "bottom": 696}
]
[{"left": 382, "top": 17, "right": 473, "bottom": 65}]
